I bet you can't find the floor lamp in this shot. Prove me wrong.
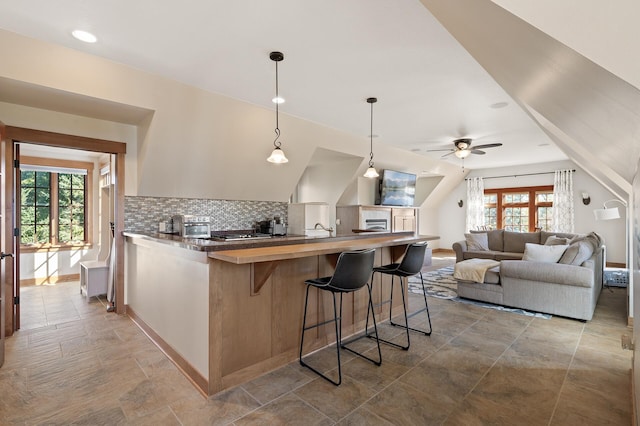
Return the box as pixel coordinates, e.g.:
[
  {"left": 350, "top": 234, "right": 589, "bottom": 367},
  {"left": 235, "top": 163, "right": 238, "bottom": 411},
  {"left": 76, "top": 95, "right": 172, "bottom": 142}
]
[{"left": 594, "top": 199, "right": 628, "bottom": 289}]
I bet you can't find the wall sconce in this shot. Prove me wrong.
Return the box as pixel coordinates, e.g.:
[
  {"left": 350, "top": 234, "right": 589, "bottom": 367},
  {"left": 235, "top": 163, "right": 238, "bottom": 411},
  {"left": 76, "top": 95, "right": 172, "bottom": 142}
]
[
  {"left": 458, "top": 200, "right": 464, "bottom": 208},
  {"left": 581, "top": 192, "right": 591, "bottom": 205}
]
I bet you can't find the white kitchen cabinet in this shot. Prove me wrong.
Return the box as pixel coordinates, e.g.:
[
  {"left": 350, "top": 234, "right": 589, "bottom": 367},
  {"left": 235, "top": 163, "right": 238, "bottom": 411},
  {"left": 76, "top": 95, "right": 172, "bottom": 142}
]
[{"left": 391, "top": 207, "right": 417, "bottom": 233}]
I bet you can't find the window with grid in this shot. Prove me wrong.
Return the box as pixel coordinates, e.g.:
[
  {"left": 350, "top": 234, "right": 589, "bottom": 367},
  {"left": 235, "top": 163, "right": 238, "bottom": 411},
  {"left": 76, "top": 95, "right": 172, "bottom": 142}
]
[
  {"left": 58, "top": 173, "right": 86, "bottom": 242},
  {"left": 503, "top": 192, "right": 529, "bottom": 232},
  {"left": 536, "top": 192, "right": 554, "bottom": 231},
  {"left": 20, "top": 171, "right": 52, "bottom": 244},
  {"left": 483, "top": 186, "right": 553, "bottom": 232},
  {"left": 19, "top": 157, "right": 93, "bottom": 249},
  {"left": 483, "top": 193, "right": 497, "bottom": 230}
]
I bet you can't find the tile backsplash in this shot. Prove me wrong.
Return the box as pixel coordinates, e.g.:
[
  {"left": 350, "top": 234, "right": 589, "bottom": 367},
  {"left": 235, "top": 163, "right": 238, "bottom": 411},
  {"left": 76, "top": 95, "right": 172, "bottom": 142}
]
[{"left": 125, "top": 196, "right": 288, "bottom": 233}]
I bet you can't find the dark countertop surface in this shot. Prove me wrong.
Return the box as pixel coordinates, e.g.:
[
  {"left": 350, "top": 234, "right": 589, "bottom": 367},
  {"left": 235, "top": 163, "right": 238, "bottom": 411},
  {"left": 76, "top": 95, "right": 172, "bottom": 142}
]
[{"left": 123, "top": 231, "right": 439, "bottom": 252}]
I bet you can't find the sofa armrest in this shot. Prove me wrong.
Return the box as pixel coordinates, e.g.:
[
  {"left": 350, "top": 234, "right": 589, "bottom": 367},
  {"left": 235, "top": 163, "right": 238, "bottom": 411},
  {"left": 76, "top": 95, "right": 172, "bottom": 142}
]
[
  {"left": 452, "top": 240, "right": 467, "bottom": 263},
  {"left": 500, "top": 260, "right": 593, "bottom": 288}
]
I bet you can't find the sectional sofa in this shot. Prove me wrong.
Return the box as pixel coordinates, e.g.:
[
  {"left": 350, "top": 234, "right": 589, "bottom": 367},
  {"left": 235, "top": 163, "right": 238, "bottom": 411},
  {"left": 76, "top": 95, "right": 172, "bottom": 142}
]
[{"left": 452, "top": 230, "right": 604, "bottom": 321}]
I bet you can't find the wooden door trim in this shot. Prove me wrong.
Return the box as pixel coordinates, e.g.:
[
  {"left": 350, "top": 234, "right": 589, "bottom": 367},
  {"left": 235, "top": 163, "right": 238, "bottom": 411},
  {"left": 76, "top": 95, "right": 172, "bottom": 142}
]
[
  {"left": 0, "top": 121, "right": 5, "bottom": 360},
  {"left": 3, "top": 126, "right": 127, "bottom": 330},
  {"left": 6, "top": 126, "right": 126, "bottom": 154},
  {"left": 1, "top": 127, "right": 14, "bottom": 338}
]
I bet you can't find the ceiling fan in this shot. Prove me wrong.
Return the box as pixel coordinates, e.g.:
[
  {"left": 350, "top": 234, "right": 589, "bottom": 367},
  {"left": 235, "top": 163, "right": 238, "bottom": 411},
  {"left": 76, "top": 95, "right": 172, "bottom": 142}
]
[{"left": 428, "top": 138, "right": 503, "bottom": 159}]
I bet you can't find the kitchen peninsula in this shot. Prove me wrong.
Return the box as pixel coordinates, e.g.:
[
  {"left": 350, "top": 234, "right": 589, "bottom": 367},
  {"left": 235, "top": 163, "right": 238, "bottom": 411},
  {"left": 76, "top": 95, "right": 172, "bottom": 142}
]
[{"left": 124, "top": 231, "right": 438, "bottom": 396}]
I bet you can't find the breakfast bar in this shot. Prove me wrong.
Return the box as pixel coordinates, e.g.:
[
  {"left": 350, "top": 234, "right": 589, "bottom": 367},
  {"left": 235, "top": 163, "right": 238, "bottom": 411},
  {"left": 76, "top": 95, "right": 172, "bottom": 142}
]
[{"left": 124, "top": 232, "right": 438, "bottom": 396}]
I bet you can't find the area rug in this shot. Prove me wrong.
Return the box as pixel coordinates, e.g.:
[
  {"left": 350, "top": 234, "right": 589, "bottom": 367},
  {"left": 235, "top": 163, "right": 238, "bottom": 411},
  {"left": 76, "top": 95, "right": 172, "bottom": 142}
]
[
  {"left": 408, "top": 266, "right": 551, "bottom": 319},
  {"left": 407, "top": 266, "right": 458, "bottom": 299}
]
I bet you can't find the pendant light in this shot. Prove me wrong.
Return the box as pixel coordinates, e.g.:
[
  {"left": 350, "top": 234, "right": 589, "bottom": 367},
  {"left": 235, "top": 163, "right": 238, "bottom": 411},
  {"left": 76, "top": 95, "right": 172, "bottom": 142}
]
[
  {"left": 363, "top": 97, "right": 379, "bottom": 178},
  {"left": 267, "top": 51, "right": 289, "bottom": 164}
]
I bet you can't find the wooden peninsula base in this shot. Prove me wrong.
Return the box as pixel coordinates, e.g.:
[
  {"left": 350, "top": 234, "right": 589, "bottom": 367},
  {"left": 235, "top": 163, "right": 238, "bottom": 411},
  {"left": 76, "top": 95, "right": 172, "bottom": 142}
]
[{"left": 125, "top": 232, "right": 438, "bottom": 396}]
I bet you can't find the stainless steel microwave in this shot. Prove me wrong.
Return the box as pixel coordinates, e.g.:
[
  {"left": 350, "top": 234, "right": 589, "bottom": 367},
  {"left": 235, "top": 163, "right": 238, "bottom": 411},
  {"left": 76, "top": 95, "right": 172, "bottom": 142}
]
[{"left": 171, "top": 215, "right": 211, "bottom": 238}]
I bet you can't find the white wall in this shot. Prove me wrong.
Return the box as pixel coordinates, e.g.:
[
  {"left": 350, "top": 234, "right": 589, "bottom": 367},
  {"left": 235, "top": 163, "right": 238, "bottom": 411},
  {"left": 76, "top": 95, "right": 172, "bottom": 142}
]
[
  {"left": 0, "top": 102, "right": 138, "bottom": 195},
  {"left": 438, "top": 160, "right": 627, "bottom": 264},
  {"left": 0, "top": 29, "right": 462, "bottom": 204}
]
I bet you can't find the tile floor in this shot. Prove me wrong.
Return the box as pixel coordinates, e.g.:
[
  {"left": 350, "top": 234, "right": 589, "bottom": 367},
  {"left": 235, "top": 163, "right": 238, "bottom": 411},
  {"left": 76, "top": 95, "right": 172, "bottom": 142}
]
[{"left": 0, "top": 254, "right": 633, "bottom": 425}]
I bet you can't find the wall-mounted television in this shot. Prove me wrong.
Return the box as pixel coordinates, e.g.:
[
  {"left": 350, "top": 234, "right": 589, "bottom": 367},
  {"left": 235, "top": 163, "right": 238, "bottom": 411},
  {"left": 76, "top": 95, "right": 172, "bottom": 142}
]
[{"left": 377, "top": 170, "right": 416, "bottom": 206}]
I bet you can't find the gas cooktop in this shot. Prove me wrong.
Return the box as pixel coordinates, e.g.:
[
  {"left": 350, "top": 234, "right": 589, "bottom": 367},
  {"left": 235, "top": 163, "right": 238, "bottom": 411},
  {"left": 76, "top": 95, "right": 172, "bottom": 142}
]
[{"left": 209, "top": 233, "right": 273, "bottom": 242}]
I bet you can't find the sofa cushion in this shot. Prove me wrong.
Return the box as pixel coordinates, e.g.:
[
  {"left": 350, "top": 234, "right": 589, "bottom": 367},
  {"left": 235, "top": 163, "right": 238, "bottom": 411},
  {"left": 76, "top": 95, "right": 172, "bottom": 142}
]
[
  {"left": 541, "top": 231, "right": 581, "bottom": 243},
  {"left": 470, "top": 229, "right": 504, "bottom": 251},
  {"left": 465, "top": 233, "right": 489, "bottom": 251},
  {"left": 522, "top": 243, "right": 569, "bottom": 263},
  {"left": 463, "top": 251, "right": 498, "bottom": 261},
  {"left": 559, "top": 241, "right": 594, "bottom": 265},
  {"left": 495, "top": 252, "right": 524, "bottom": 261},
  {"left": 503, "top": 231, "right": 541, "bottom": 253},
  {"left": 484, "top": 266, "right": 501, "bottom": 284},
  {"left": 544, "top": 235, "right": 571, "bottom": 246},
  {"left": 558, "top": 232, "right": 602, "bottom": 265}
]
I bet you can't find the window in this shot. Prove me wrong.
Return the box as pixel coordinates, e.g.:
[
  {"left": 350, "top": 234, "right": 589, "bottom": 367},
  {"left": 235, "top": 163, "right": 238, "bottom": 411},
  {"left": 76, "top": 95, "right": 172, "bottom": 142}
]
[
  {"left": 19, "top": 157, "right": 93, "bottom": 250},
  {"left": 483, "top": 186, "right": 553, "bottom": 232}
]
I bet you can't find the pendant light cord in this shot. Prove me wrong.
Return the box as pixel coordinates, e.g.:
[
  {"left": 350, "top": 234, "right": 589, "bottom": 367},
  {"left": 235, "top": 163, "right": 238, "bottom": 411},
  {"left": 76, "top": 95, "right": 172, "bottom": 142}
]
[
  {"left": 273, "top": 59, "right": 281, "bottom": 148},
  {"left": 369, "top": 99, "right": 375, "bottom": 167}
]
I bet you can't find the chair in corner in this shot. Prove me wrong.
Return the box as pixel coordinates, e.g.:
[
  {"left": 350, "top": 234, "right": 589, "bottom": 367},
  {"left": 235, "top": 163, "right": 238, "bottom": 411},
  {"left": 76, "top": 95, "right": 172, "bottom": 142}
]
[
  {"left": 299, "top": 248, "right": 382, "bottom": 386},
  {"left": 367, "top": 241, "right": 432, "bottom": 350}
]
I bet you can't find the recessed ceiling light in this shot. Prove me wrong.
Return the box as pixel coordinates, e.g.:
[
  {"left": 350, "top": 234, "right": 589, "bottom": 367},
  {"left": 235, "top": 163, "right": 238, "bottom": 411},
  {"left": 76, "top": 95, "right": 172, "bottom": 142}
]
[
  {"left": 489, "top": 101, "right": 508, "bottom": 109},
  {"left": 72, "top": 30, "right": 97, "bottom": 43},
  {"left": 272, "top": 96, "right": 285, "bottom": 104}
]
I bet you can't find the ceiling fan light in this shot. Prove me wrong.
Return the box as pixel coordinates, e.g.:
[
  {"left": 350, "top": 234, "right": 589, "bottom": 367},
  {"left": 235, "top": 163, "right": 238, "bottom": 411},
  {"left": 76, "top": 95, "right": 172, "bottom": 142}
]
[
  {"left": 267, "top": 147, "right": 288, "bottom": 163},
  {"left": 455, "top": 149, "right": 471, "bottom": 159},
  {"left": 364, "top": 166, "right": 379, "bottom": 178}
]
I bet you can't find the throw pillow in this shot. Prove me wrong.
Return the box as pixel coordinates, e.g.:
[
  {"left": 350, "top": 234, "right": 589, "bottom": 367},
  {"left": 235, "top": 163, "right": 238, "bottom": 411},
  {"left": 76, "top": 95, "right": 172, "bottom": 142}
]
[
  {"left": 522, "top": 243, "right": 569, "bottom": 263},
  {"left": 545, "top": 235, "right": 571, "bottom": 246},
  {"left": 558, "top": 241, "right": 595, "bottom": 265},
  {"left": 465, "top": 232, "right": 489, "bottom": 251}
]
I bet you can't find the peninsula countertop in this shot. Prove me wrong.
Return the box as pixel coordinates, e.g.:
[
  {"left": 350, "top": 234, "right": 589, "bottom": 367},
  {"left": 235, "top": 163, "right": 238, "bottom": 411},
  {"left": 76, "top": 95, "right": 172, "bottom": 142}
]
[
  {"left": 207, "top": 232, "right": 438, "bottom": 264},
  {"left": 123, "top": 230, "right": 439, "bottom": 259}
]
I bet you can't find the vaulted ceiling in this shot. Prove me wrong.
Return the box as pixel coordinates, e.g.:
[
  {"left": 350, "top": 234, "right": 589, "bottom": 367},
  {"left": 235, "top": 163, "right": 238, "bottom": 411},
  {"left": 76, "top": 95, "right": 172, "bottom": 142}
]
[{"left": 0, "top": 0, "right": 637, "bottom": 186}]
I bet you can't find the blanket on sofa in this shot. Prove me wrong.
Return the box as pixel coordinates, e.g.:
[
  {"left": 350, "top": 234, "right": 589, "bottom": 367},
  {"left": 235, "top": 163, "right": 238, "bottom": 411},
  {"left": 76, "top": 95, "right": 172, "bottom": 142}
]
[{"left": 454, "top": 258, "right": 500, "bottom": 283}]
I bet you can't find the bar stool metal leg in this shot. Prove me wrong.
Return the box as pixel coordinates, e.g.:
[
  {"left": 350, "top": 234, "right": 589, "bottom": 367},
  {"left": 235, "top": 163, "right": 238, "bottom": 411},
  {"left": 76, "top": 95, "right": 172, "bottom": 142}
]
[
  {"left": 299, "top": 248, "right": 381, "bottom": 386},
  {"left": 300, "top": 283, "right": 382, "bottom": 386},
  {"left": 365, "top": 243, "right": 433, "bottom": 350},
  {"left": 366, "top": 271, "right": 412, "bottom": 350}
]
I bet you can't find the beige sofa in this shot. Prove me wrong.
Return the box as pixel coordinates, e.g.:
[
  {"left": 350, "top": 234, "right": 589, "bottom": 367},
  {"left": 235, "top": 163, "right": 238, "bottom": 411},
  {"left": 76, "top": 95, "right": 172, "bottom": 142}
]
[{"left": 452, "top": 230, "right": 604, "bottom": 321}]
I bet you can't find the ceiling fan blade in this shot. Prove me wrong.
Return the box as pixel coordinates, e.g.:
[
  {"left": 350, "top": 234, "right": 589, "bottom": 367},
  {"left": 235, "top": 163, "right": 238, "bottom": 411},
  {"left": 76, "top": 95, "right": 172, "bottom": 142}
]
[
  {"left": 472, "top": 143, "right": 502, "bottom": 150},
  {"left": 426, "top": 148, "right": 454, "bottom": 152},
  {"left": 470, "top": 149, "right": 486, "bottom": 155},
  {"left": 441, "top": 151, "right": 455, "bottom": 158}
]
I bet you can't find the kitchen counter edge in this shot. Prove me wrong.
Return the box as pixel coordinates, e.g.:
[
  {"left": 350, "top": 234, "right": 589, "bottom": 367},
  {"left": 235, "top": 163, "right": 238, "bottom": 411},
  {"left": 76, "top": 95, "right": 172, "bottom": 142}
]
[{"left": 123, "top": 231, "right": 439, "bottom": 255}]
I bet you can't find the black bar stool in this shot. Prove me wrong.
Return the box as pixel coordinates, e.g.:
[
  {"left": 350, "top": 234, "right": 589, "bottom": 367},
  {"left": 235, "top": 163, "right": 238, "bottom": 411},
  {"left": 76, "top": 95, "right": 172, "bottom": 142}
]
[
  {"left": 299, "top": 248, "right": 381, "bottom": 386},
  {"left": 367, "top": 241, "right": 432, "bottom": 350}
]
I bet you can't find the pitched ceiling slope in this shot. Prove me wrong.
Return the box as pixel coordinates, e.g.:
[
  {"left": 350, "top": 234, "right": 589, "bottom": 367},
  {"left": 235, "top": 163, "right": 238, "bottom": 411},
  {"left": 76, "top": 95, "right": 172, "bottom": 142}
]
[
  {"left": 421, "top": 0, "right": 640, "bottom": 193},
  {"left": 491, "top": 0, "right": 640, "bottom": 91}
]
